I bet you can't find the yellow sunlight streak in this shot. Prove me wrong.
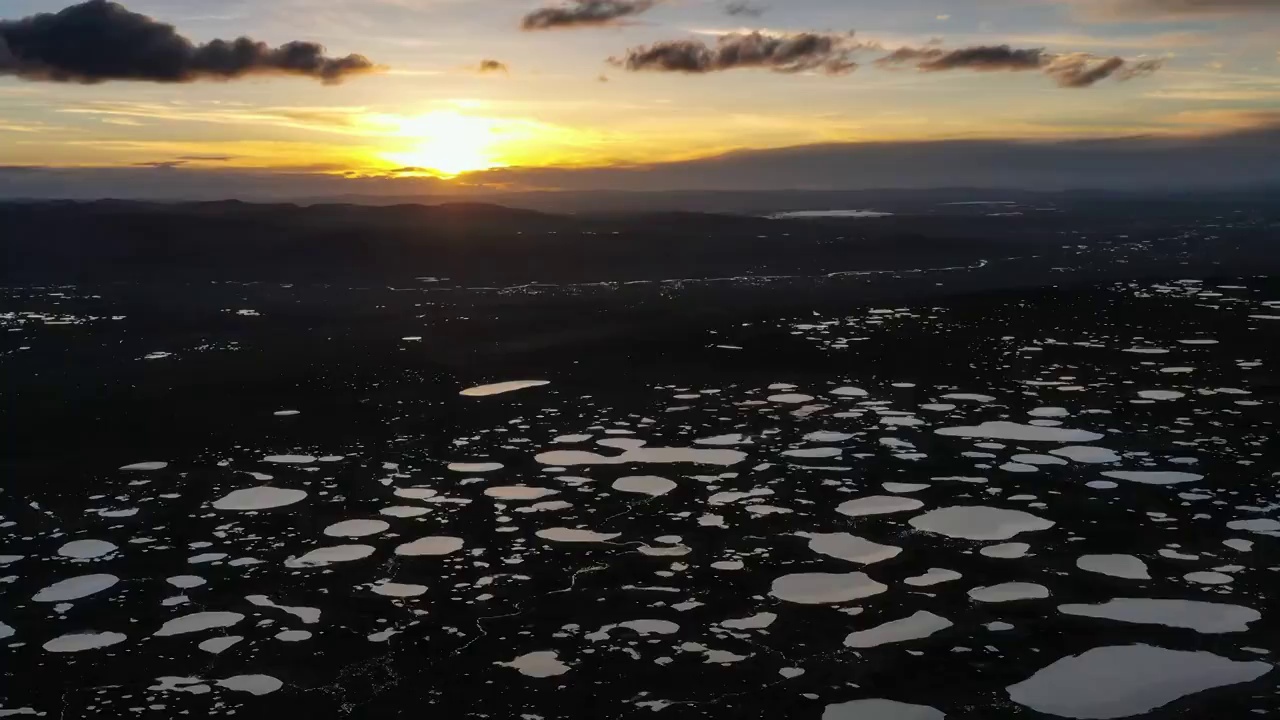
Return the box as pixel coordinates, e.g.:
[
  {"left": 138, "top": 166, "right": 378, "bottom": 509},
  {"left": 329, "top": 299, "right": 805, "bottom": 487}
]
[{"left": 376, "top": 110, "right": 628, "bottom": 177}]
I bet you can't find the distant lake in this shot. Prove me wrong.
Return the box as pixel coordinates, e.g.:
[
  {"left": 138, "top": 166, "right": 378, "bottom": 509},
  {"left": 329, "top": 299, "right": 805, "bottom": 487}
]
[
  {"left": 940, "top": 200, "right": 1017, "bottom": 205},
  {"left": 767, "top": 210, "right": 894, "bottom": 219}
]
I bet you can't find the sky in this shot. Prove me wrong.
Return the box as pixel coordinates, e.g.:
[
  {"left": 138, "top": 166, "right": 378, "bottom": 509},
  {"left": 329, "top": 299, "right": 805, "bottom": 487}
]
[{"left": 1, "top": 0, "right": 1279, "bottom": 189}]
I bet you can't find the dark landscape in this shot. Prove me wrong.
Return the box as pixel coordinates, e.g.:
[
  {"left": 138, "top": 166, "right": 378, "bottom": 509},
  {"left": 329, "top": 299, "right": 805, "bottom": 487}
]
[{"left": 2, "top": 194, "right": 1278, "bottom": 718}]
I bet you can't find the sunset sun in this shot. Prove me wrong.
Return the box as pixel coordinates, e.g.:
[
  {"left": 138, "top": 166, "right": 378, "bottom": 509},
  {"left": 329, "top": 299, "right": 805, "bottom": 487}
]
[{"left": 383, "top": 111, "right": 505, "bottom": 177}]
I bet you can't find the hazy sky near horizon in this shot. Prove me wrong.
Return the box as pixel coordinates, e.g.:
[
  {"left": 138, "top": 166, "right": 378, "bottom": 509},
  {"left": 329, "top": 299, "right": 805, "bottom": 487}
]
[{"left": 2, "top": 0, "right": 1278, "bottom": 179}]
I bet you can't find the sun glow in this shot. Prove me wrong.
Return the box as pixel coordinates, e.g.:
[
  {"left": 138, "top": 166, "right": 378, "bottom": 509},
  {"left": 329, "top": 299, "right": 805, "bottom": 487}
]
[{"left": 382, "top": 111, "right": 510, "bottom": 177}]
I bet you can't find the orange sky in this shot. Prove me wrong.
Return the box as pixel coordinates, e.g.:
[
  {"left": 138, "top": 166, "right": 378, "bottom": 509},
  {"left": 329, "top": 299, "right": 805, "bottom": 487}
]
[{"left": 2, "top": 0, "right": 1278, "bottom": 178}]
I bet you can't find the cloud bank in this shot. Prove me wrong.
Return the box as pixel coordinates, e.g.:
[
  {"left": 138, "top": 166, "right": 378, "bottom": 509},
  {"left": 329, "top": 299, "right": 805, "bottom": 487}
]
[
  {"left": 5, "top": 122, "right": 1278, "bottom": 198},
  {"left": 876, "top": 44, "right": 1163, "bottom": 87},
  {"left": 613, "top": 31, "right": 861, "bottom": 75},
  {"left": 0, "top": 1, "right": 378, "bottom": 85},
  {"left": 521, "top": 0, "right": 658, "bottom": 30}
]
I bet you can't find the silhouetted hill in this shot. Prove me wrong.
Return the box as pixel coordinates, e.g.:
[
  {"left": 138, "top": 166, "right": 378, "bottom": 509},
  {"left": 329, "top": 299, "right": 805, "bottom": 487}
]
[
  {"left": 291, "top": 186, "right": 1280, "bottom": 216},
  {"left": 3, "top": 195, "right": 1278, "bottom": 285}
]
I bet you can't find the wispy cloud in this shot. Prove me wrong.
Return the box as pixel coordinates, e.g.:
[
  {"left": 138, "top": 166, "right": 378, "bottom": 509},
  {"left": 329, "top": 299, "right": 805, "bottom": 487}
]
[
  {"left": 57, "top": 101, "right": 384, "bottom": 136},
  {"left": 997, "top": 31, "right": 1210, "bottom": 50},
  {"left": 382, "top": 69, "right": 446, "bottom": 78},
  {"left": 1074, "top": 0, "right": 1280, "bottom": 22},
  {"left": 1061, "top": 54, "right": 1162, "bottom": 86},
  {"left": 1146, "top": 87, "right": 1280, "bottom": 100},
  {"left": 0, "top": 0, "right": 380, "bottom": 84},
  {"left": 521, "top": 0, "right": 658, "bottom": 31},
  {"left": 128, "top": 155, "right": 239, "bottom": 168},
  {"left": 0, "top": 121, "right": 57, "bottom": 133},
  {"left": 48, "top": 138, "right": 375, "bottom": 171},
  {"left": 1162, "top": 108, "right": 1280, "bottom": 129},
  {"left": 612, "top": 31, "right": 862, "bottom": 75}
]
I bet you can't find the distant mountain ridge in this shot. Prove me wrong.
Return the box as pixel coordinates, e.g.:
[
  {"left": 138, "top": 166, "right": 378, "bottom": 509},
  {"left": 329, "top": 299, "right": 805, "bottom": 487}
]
[
  {"left": 5, "top": 185, "right": 1278, "bottom": 216},
  {"left": 4, "top": 194, "right": 1278, "bottom": 287}
]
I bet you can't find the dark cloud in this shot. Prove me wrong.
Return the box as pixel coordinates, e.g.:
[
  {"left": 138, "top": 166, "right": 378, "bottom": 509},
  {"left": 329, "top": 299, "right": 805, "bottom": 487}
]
[
  {"left": 613, "top": 32, "right": 860, "bottom": 75},
  {"left": 176, "top": 155, "right": 234, "bottom": 162},
  {"left": 723, "top": 1, "right": 767, "bottom": 17},
  {"left": 876, "top": 45, "right": 1048, "bottom": 72},
  {"left": 0, "top": 1, "right": 379, "bottom": 84},
  {"left": 877, "top": 43, "right": 1163, "bottom": 88},
  {"left": 521, "top": 0, "right": 657, "bottom": 30},
  {"left": 478, "top": 59, "right": 509, "bottom": 74}
]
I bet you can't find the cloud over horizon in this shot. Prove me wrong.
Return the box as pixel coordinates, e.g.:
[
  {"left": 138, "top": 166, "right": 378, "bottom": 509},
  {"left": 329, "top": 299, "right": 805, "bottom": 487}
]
[
  {"left": 521, "top": 0, "right": 658, "bottom": 30},
  {"left": 0, "top": 0, "right": 379, "bottom": 84},
  {"left": 5, "top": 119, "right": 1278, "bottom": 197},
  {"left": 876, "top": 44, "right": 1163, "bottom": 87},
  {"left": 612, "top": 31, "right": 860, "bottom": 75}
]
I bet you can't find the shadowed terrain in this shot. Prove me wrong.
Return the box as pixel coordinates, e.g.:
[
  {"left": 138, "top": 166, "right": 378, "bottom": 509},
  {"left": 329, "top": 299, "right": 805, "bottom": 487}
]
[{"left": 1, "top": 195, "right": 1278, "bottom": 719}]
